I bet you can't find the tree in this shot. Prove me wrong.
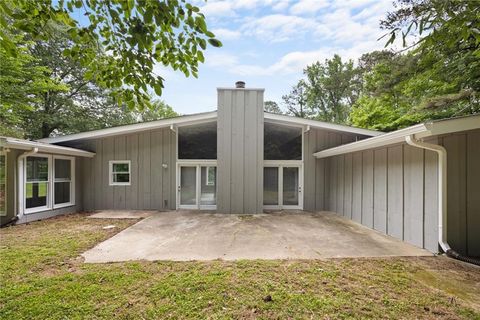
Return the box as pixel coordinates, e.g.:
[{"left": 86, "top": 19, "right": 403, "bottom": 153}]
[
  {"left": 264, "top": 101, "right": 283, "bottom": 114},
  {"left": 284, "top": 55, "right": 360, "bottom": 123},
  {"left": 0, "top": 31, "right": 67, "bottom": 138},
  {"left": 282, "top": 80, "right": 312, "bottom": 118},
  {"left": 0, "top": 0, "right": 222, "bottom": 110},
  {"left": 1, "top": 27, "right": 178, "bottom": 139}
]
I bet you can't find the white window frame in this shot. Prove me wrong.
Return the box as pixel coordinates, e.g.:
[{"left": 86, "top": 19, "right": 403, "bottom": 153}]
[
  {"left": 0, "top": 151, "right": 6, "bottom": 216},
  {"left": 109, "top": 160, "right": 131, "bottom": 186},
  {"left": 53, "top": 155, "right": 75, "bottom": 209},
  {"left": 23, "top": 154, "right": 76, "bottom": 214},
  {"left": 24, "top": 154, "right": 52, "bottom": 214}
]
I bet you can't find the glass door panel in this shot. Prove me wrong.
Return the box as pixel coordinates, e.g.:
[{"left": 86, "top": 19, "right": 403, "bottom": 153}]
[
  {"left": 180, "top": 166, "right": 197, "bottom": 206},
  {"left": 263, "top": 167, "right": 279, "bottom": 205},
  {"left": 200, "top": 166, "right": 216, "bottom": 206},
  {"left": 282, "top": 167, "right": 299, "bottom": 206}
]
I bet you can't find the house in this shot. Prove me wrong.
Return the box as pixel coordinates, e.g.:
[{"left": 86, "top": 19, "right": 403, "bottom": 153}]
[{"left": 0, "top": 82, "right": 479, "bottom": 257}]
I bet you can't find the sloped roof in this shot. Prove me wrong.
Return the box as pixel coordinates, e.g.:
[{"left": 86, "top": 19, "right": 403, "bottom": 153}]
[{"left": 38, "top": 110, "right": 381, "bottom": 144}]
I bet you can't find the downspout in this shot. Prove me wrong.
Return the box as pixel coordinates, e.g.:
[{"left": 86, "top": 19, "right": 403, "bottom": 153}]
[
  {"left": 405, "top": 135, "right": 480, "bottom": 266},
  {"left": 16, "top": 148, "right": 39, "bottom": 222}
]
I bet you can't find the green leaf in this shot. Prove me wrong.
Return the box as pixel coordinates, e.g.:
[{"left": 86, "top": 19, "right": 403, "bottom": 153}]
[{"left": 207, "top": 38, "right": 222, "bottom": 47}]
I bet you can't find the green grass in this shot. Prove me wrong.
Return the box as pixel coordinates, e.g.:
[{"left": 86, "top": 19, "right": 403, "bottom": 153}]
[{"left": 1, "top": 214, "right": 479, "bottom": 319}]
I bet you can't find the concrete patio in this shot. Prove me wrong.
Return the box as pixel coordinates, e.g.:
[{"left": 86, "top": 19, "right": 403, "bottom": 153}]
[{"left": 82, "top": 210, "right": 431, "bottom": 262}]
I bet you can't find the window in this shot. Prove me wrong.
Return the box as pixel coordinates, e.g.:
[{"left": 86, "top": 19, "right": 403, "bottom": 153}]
[
  {"left": 0, "top": 152, "right": 6, "bottom": 216},
  {"left": 264, "top": 122, "right": 302, "bottom": 160},
  {"left": 178, "top": 122, "right": 217, "bottom": 159},
  {"left": 54, "top": 157, "right": 73, "bottom": 207},
  {"left": 109, "top": 161, "right": 131, "bottom": 185},
  {"left": 205, "top": 166, "right": 216, "bottom": 186},
  {"left": 25, "top": 156, "right": 50, "bottom": 210},
  {"left": 24, "top": 155, "right": 75, "bottom": 213}
]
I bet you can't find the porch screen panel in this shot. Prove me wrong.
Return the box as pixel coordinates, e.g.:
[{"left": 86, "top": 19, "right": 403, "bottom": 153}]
[
  {"left": 264, "top": 123, "right": 302, "bottom": 160},
  {"left": 26, "top": 157, "right": 49, "bottom": 209},
  {"left": 0, "top": 154, "right": 5, "bottom": 215},
  {"left": 178, "top": 122, "right": 217, "bottom": 159}
]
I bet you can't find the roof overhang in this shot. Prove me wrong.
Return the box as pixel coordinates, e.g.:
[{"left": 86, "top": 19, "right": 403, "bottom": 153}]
[
  {"left": 264, "top": 113, "right": 382, "bottom": 137},
  {"left": 38, "top": 110, "right": 381, "bottom": 144},
  {"left": 313, "top": 114, "right": 480, "bottom": 159},
  {"left": 39, "top": 111, "right": 218, "bottom": 144},
  {"left": 1, "top": 137, "right": 95, "bottom": 158}
]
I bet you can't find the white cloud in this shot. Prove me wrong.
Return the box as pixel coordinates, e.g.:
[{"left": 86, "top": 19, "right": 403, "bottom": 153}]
[
  {"left": 242, "top": 14, "right": 317, "bottom": 42},
  {"left": 290, "top": 0, "right": 329, "bottom": 15},
  {"left": 212, "top": 28, "right": 242, "bottom": 40}
]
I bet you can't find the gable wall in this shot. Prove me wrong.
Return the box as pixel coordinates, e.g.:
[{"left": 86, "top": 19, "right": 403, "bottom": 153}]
[{"left": 79, "top": 127, "right": 176, "bottom": 211}]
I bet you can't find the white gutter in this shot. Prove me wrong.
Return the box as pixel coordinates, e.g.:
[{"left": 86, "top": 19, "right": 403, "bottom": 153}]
[
  {"left": 3, "top": 138, "right": 95, "bottom": 158},
  {"left": 313, "top": 114, "right": 480, "bottom": 159},
  {"left": 405, "top": 135, "right": 451, "bottom": 253},
  {"left": 314, "top": 123, "right": 427, "bottom": 158},
  {"left": 17, "top": 148, "right": 38, "bottom": 221}
]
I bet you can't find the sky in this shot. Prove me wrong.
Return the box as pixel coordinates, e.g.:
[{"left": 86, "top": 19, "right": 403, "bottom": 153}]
[
  {"left": 157, "top": 0, "right": 396, "bottom": 114},
  {"left": 71, "top": 0, "right": 397, "bottom": 114}
]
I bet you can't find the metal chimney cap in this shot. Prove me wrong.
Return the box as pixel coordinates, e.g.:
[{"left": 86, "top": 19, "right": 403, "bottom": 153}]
[{"left": 235, "top": 81, "right": 245, "bottom": 88}]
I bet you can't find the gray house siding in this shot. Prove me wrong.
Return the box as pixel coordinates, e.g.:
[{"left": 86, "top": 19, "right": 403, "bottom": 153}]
[
  {"left": 303, "top": 129, "right": 368, "bottom": 212},
  {"left": 79, "top": 127, "right": 176, "bottom": 211},
  {"left": 324, "top": 128, "right": 480, "bottom": 256},
  {"left": 217, "top": 89, "right": 264, "bottom": 214}
]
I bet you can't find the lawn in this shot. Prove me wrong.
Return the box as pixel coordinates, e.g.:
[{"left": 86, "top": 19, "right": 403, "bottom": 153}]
[{"left": 0, "top": 214, "right": 479, "bottom": 319}]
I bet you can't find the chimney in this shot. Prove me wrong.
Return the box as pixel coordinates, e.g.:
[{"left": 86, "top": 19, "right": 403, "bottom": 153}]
[
  {"left": 235, "top": 81, "right": 245, "bottom": 89},
  {"left": 216, "top": 83, "right": 264, "bottom": 214}
]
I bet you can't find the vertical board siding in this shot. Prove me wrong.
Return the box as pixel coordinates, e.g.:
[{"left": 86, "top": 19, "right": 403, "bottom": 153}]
[
  {"left": 315, "top": 130, "right": 327, "bottom": 211},
  {"left": 466, "top": 130, "right": 480, "bottom": 256},
  {"left": 373, "top": 149, "right": 387, "bottom": 233},
  {"left": 216, "top": 89, "right": 263, "bottom": 213},
  {"left": 321, "top": 128, "right": 480, "bottom": 254},
  {"left": 126, "top": 134, "right": 139, "bottom": 209},
  {"left": 361, "top": 150, "right": 374, "bottom": 227},
  {"left": 343, "top": 153, "right": 353, "bottom": 219},
  {"left": 81, "top": 127, "right": 176, "bottom": 211},
  {"left": 424, "top": 144, "right": 439, "bottom": 253},
  {"left": 387, "top": 145, "right": 403, "bottom": 240},
  {"left": 303, "top": 130, "right": 316, "bottom": 211},
  {"left": 403, "top": 145, "right": 424, "bottom": 248},
  {"left": 114, "top": 136, "right": 126, "bottom": 209},
  {"left": 351, "top": 152, "right": 363, "bottom": 223},
  {"left": 443, "top": 134, "right": 468, "bottom": 255}
]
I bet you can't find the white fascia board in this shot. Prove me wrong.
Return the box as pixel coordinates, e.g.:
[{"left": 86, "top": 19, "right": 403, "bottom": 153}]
[
  {"left": 313, "top": 123, "right": 428, "bottom": 158},
  {"left": 264, "top": 113, "right": 383, "bottom": 137},
  {"left": 38, "top": 111, "right": 218, "bottom": 144},
  {"left": 313, "top": 114, "right": 480, "bottom": 159},
  {"left": 2, "top": 137, "right": 95, "bottom": 157}
]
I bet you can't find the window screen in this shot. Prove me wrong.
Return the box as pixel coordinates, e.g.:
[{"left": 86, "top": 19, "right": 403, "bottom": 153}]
[
  {"left": 264, "top": 122, "right": 302, "bottom": 160},
  {"left": 54, "top": 158, "right": 72, "bottom": 205},
  {"left": 26, "top": 157, "right": 49, "bottom": 209},
  {"left": 178, "top": 122, "right": 217, "bottom": 159}
]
